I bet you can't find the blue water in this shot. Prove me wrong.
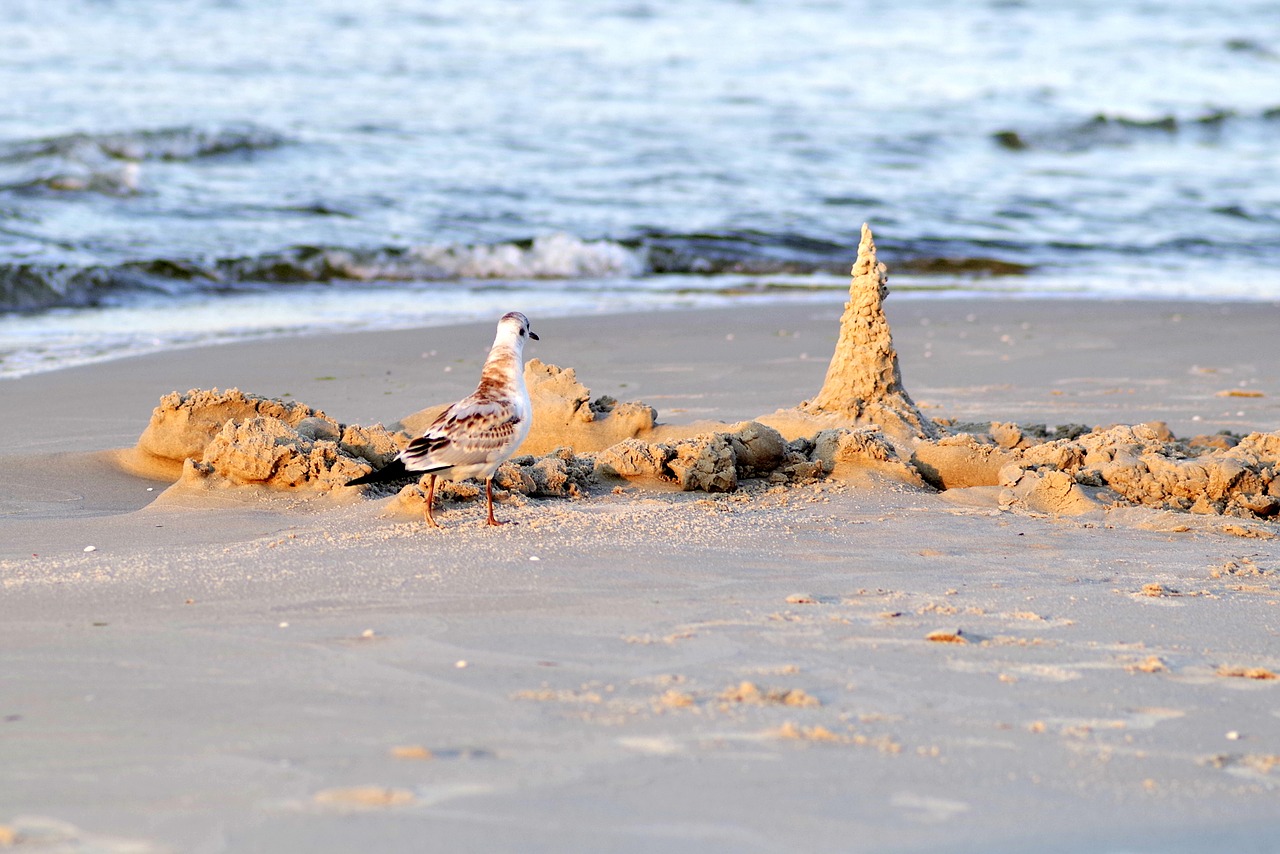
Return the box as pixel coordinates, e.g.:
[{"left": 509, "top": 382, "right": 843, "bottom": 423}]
[{"left": 2, "top": 0, "right": 1279, "bottom": 376}]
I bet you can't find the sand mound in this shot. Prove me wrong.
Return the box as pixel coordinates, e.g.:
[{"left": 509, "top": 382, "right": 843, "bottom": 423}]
[
  {"left": 502, "top": 447, "right": 599, "bottom": 498},
  {"left": 923, "top": 421, "right": 1280, "bottom": 522},
  {"left": 666, "top": 434, "right": 739, "bottom": 492},
  {"left": 728, "top": 420, "right": 788, "bottom": 475},
  {"left": 998, "top": 464, "right": 1105, "bottom": 518},
  {"left": 588, "top": 421, "right": 922, "bottom": 490},
  {"left": 127, "top": 388, "right": 343, "bottom": 478},
  {"left": 520, "top": 360, "right": 660, "bottom": 454},
  {"left": 760, "top": 224, "right": 939, "bottom": 447},
  {"left": 910, "top": 434, "right": 1021, "bottom": 490},
  {"left": 593, "top": 433, "right": 740, "bottom": 492},
  {"left": 125, "top": 387, "right": 404, "bottom": 491},
  {"left": 181, "top": 416, "right": 381, "bottom": 491},
  {"left": 593, "top": 421, "right": 857, "bottom": 491},
  {"left": 1011, "top": 424, "right": 1280, "bottom": 519},
  {"left": 811, "top": 427, "right": 927, "bottom": 487}
]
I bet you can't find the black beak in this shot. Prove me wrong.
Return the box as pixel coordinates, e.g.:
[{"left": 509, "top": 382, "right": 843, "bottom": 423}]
[{"left": 529, "top": 330, "right": 540, "bottom": 341}]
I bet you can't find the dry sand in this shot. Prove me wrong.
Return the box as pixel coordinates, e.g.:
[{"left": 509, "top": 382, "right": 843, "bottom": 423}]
[{"left": 2, "top": 292, "right": 1280, "bottom": 852}]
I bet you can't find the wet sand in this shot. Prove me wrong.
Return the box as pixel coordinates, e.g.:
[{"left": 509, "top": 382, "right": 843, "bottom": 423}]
[{"left": 2, "top": 298, "right": 1279, "bottom": 852}]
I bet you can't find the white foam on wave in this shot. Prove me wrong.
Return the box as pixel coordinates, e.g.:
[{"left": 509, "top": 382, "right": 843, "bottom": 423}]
[
  {"left": 205, "top": 233, "right": 647, "bottom": 285},
  {"left": 410, "top": 233, "right": 646, "bottom": 280}
]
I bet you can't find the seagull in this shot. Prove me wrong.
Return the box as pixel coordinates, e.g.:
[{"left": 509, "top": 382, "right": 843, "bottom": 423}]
[{"left": 346, "top": 311, "right": 539, "bottom": 528}]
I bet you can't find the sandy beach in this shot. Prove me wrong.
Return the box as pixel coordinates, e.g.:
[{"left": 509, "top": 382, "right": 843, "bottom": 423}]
[{"left": 3, "top": 294, "right": 1280, "bottom": 852}]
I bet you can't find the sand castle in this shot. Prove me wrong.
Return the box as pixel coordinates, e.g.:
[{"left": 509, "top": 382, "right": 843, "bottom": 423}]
[
  {"left": 759, "top": 223, "right": 940, "bottom": 447},
  {"left": 122, "top": 225, "right": 1280, "bottom": 530}
]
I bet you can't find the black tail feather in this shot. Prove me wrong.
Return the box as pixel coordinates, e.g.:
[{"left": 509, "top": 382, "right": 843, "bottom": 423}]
[{"left": 345, "top": 457, "right": 411, "bottom": 486}]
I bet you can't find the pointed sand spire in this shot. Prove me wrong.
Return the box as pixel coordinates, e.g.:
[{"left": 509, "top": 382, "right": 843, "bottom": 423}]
[{"left": 761, "top": 223, "right": 939, "bottom": 447}]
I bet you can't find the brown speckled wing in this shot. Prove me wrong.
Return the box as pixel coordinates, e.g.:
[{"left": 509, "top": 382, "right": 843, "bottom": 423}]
[{"left": 400, "top": 396, "right": 521, "bottom": 472}]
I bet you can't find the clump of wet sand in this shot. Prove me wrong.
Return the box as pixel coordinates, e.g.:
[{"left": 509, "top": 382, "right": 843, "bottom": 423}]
[
  {"left": 915, "top": 421, "right": 1280, "bottom": 522},
  {"left": 122, "top": 387, "right": 403, "bottom": 492}
]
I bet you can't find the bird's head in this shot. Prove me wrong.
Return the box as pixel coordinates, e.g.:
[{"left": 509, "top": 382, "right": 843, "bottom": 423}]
[{"left": 500, "top": 311, "right": 539, "bottom": 342}]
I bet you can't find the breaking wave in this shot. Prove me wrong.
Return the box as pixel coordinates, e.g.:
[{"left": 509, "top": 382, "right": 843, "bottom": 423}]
[
  {"left": 0, "top": 230, "right": 1034, "bottom": 312},
  {"left": 0, "top": 234, "right": 642, "bottom": 311}
]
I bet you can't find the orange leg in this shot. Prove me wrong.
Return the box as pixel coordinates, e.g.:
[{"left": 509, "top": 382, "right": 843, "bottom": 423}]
[
  {"left": 484, "top": 478, "right": 503, "bottom": 526},
  {"left": 423, "top": 474, "right": 441, "bottom": 529}
]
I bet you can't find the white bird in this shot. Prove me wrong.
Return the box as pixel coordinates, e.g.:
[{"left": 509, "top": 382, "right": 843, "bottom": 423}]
[{"left": 346, "top": 311, "right": 539, "bottom": 528}]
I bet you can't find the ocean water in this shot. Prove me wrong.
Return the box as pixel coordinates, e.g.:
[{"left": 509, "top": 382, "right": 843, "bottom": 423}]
[{"left": 2, "top": 0, "right": 1278, "bottom": 376}]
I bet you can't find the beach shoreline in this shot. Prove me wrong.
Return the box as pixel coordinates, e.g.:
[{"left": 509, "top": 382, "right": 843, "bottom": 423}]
[
  {"left": 2, "top": 297, "right": 1279, "bottom": 852},
  {"left": 5, "top": 297, "right": 1280, "bottom": 463}
]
